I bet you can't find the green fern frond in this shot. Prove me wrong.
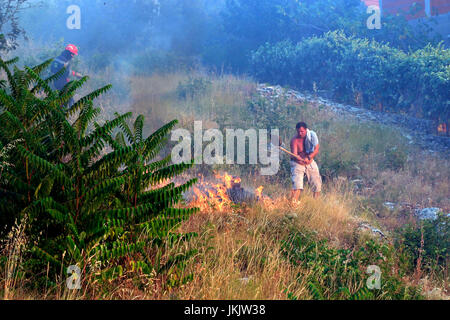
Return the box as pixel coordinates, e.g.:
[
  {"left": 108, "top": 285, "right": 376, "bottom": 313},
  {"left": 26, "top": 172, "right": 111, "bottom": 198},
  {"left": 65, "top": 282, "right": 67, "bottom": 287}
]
[
  {"left": 30, "top": 58, "right": 53, "bottom": 76},
  {"left": 16, "top": 145, "right": 71, "bottom": 186},
  {"left": 0, "top": 58, "right": 17, "bottom": 97},
  {"left": 134, "top": 115, "right": 145, "bottom": 144},
  {"left": 308, "top": 282, "right": 324, "bottom": 300},
  {"left": 145, "top": 161, "right": 194, "bottom": 186},
  {"left": 350, "top": 286, "right": 374, "bottom": 300},
  {"left": 114, "top": 111, "right": 134, "bottom": 144},
  {"left": 65, "top": 84, "right": 113, "bottom": 118},
  {"left": 26, "top": 66, "right": 57, "bottom": 97},
  {"left": 31, "top": 246, "right": 62, "bottom": 267},
  {"left": 81, "top": 112, "right": 132, "bottom": 147}
]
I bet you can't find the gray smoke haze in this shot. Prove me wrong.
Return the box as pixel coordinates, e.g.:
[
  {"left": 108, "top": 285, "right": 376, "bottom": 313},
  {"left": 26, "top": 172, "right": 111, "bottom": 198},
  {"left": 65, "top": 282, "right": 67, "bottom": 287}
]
[
  {"left": 10, "top": 0, "right": 227, "bottom": 108},
  {"left": 19, "top": 0, "right": 225, "bottom": 57}
]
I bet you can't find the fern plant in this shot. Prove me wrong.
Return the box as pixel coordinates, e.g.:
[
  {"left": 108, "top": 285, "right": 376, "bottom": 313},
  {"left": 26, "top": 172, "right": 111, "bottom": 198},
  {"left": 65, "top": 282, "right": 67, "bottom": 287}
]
[{"left": 0, "top": 56, "right": 198, "bottom": 289}]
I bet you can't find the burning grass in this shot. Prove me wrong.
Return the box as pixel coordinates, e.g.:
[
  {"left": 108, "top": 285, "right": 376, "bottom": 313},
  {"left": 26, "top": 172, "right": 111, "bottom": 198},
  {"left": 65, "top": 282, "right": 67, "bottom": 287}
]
[
  {"left": 138, "top": 174, "right": 423, "bottom": 300},
  {"left": 1, "top": 170, "right": 446, "bottom": 299}
]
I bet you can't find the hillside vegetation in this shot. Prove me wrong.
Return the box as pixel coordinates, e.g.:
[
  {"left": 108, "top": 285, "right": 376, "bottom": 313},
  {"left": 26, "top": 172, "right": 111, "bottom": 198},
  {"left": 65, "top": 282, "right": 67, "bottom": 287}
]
[
  {"left": 0, "top": 0, "right": 449, "bottom": 301},
  {"left": 0, "top": 57, "right": 448, "bottom": 299}
]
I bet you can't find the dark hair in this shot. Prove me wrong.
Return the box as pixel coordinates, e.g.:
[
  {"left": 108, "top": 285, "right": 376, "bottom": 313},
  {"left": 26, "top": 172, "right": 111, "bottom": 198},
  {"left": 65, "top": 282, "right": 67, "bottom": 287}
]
[{"left": 296, "top": 122, "right": 307, "bottom": 130}]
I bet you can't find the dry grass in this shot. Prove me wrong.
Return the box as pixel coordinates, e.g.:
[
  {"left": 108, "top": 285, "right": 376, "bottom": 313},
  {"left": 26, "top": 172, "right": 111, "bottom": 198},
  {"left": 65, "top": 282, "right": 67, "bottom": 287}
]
[
  {"left": 1, "top": 178, "right": 446, "bottom": 300},
  {"left": 2, "top": 218, "right": 27, "bottom": 300},
  {"left": 1, "top": 47, "right": 448, "bottom": 299},
  {"left": 128, "top": 71, "right": 256, "bottom": 133},
  {"left": 138, "top": 184, "right": 360, "bottom": 300}
]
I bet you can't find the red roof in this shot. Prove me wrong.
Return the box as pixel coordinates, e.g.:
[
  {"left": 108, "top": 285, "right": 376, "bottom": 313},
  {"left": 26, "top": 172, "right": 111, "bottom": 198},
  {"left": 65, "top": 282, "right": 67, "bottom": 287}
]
[
  {"left": 362, "top": 0, "right": 380, "bottom": 7},
  {"left": 362, "top": 0, "right": 450, "bottom": 20}
]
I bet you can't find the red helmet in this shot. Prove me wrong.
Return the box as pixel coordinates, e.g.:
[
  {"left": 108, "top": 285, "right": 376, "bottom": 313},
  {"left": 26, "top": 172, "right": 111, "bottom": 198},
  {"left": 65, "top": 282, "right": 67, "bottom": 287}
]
[{"left": 65, "top": 44, "right": 78, "bottom": 55}]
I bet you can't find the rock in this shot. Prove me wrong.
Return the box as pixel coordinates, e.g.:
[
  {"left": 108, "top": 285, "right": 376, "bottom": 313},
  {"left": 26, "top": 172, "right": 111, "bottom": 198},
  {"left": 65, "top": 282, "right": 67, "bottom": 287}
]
[
  {"left": 415, "top": 207, "right": 446, "bottom": 221},
  {"left": 383, "top": 202, "right": 397, "bottom": 211},
  {"left": 358, "top": 222, "right": 386, "bottom": 238},
  {"left": 286, "top": 212, "right": 298, "bottom": 219}
]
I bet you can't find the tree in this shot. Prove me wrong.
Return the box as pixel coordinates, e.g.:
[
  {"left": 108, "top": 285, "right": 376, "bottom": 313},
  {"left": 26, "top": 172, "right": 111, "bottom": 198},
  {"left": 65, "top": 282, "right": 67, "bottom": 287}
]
[
  {"left": 216, "top": 0, "right": 441, "bottom": 72},
  {"left": 0, "top": 56, "right": 198, "bottom": 288},
  {"left": 0, "top": 0, "right": 38, "bottom": 52}
]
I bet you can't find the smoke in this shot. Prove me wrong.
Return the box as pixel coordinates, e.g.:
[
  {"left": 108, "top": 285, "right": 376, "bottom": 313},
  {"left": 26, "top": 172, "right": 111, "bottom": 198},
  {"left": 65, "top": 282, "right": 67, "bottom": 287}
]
[
  {"left": 10, "top": 0, "right": 227, "bottom": 111},
  {"left": 19, "top": 0, "right": 224, "bottom": 58}
]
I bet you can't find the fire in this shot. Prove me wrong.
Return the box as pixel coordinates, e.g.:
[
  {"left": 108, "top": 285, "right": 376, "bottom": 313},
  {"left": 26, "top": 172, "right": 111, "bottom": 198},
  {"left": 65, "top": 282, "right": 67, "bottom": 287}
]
[
  {"left": 190, "top": 172, "right": 264, "bottom": 212},
  {"left": 190, "top": 173, "right": 233, "bottom": 212},
  {"left": 215, "top": 172, "right": 241, "bottom": 189},
  {"left": 437, "top": 123, "right": 447, "bottom": 134},
  {"left": 255, "top": 186, "right": 264, "bottom": 199}
]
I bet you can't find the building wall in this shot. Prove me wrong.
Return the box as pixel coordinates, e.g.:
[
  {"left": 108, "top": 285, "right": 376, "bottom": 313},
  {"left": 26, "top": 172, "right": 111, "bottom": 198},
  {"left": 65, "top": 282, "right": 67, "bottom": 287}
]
[
  {"left": 363, "top": 0, "right": 450, "bottom": 17},
  {"left": 362, "top": 0, "right": 450, "bottom": 42}
]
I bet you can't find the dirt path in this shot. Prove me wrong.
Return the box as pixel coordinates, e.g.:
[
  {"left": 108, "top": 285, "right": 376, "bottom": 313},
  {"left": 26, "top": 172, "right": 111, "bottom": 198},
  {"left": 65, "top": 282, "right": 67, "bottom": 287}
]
[{"left": 257, "top": 84, "right": 450, "bottom": 155}]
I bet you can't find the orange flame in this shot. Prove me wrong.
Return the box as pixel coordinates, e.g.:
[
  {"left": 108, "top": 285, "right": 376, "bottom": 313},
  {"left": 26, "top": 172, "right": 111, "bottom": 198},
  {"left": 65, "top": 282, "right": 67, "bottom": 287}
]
[
  {"left": 254, "top": 186, "right": 264, "bottom": 199},
  {"left": 437, "top": 123, "right": 447, "bottom": 134},
  {"left": 215, "top": 172, "right": 241, "bottom": 189},
  {"left": 190, "top": 173, "right": 234, "bottom": 212},
  {"left": 190, "top": 172, "right": 261, "bottom": 213}
]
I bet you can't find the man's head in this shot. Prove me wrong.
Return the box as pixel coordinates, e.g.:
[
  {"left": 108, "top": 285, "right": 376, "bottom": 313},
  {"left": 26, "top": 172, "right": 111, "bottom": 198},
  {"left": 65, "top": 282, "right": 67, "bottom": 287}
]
[
  {"left": 65, "top": 44, "right": 78, "bottom": 58},
  {"left": 296, "top": 122, "right": 308, "bottom": 138}
]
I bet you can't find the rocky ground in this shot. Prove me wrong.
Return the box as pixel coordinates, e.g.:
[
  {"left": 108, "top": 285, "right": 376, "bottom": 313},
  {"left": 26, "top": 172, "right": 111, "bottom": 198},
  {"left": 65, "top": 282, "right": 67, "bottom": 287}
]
[{"left": 256, "top": 84, "right": 450, "bottom": 155}]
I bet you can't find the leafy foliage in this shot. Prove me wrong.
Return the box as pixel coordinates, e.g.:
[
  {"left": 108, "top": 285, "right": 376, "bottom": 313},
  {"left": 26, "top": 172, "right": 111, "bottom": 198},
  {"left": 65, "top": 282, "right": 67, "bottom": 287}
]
[
  {"left": 0, "top": 1, "right": 35, "bottom": 52},
  {"left": 281, "top": 229, "right": 423, "bottom": 300},
  {"left": 250, "top": 31, "right": 450, "bottom": 122},
  {"left": 397, "top": 213, "right": 449, "bottom": 275},
  {"left": 216, "top": 0, "right": 442, "bottom": 71},
  {"left": 0, "top": 56, "right": 198, "bottom": 288}
]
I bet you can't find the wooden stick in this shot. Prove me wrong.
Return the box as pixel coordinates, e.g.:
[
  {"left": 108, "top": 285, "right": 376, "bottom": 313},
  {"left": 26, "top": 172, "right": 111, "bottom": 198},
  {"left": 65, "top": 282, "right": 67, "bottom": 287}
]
[
  {"left": 278, "top": 146, "right": 298, "bottom": 158},
  {"left": 270, "top": 139, "right": 306, "bottom": 162}
]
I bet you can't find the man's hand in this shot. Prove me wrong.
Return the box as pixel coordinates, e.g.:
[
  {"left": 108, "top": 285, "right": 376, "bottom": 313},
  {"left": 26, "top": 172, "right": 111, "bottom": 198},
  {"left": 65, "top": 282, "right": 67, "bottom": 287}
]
[
  {"left": 303, "top": 157, "right": 313, "bottom": 165},
  {"left": 293, "top": 155, "right": 309, "bottom": 165},
  {"left": 72, "top": 71, "right": 83, "bottom": 78},
  {"left": 296, "top": 155, "right": 312, "bottom": 165}
]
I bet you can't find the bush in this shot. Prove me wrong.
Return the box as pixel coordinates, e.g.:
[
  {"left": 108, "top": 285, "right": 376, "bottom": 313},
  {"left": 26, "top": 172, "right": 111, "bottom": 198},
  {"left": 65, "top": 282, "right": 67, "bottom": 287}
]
[
  {"left": 250, "top": 31, "right": 450, "bottom": 122},
  {"left": 397, "top": 213, "right": 449, "bottom": 275},
  {"left": 0, "top": 56, "right": 198, "bottom": 290},
  {"left": 215, "top": 0, "right": 440, "bottom": 71},
  {"left": 176, "top": 76, "right": 212, "bottom": 100},
  {"left": 281, "top": 230, "right": 423, "bottom": 300},
  {"left": 383, "top": 148, "right": 407, "bottom": 171}
]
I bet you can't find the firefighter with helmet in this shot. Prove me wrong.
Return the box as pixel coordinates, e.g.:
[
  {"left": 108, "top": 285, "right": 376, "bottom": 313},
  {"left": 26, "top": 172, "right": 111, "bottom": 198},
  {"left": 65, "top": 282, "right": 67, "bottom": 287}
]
[{"left": 50, "top": 44, "right": 83, "bottom": 107}]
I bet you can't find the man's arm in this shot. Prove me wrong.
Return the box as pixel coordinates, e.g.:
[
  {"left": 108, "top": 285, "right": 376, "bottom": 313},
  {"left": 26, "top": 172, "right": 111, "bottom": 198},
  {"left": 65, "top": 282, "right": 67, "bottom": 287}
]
[
  {"left": 308, "top": 144, "right": 319, "bottom": 161},
  {"left": 72, "top": 71, "right": 83, "bottom": 78}
]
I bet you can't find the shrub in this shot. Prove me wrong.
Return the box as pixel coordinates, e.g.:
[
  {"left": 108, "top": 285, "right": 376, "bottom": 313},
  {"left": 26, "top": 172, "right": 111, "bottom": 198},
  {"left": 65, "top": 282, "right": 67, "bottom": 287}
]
[
  {"left": 176, "top": 76, "right": 212, "bottom": 100},
  {"left": 397, "top": 213, "right": 449, "bottom": 275},
  {"left": 281, "top": 229, "right": 423, "bottom": 300},
  {"left": 383, "top": 148, "right": 407, "bottom": 171},
  {"left": 216, "top": 0, "right": 440, "bottom": 71},
  {"left": 0, "top": 56, "right": 198, "bottom": 289},
  {"left": 250, "top": 31, "right": 450, "bottom": 122}
]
